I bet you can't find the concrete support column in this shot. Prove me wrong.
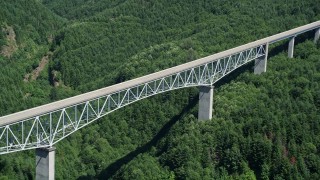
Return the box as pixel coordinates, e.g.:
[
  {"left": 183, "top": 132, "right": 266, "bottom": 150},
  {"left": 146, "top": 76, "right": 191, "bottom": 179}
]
[
  {"left": 288, "top": 37, "right": 295, "bottom": 58},
  {"left": 198, "top": 86, "right": 213, "bottom": 120},
  {"left": 36, "top": 147, "right": 55, "bottom": 180},
  {"left": 314, "top": 28, "right": 320, "bottom": 44},
  {"left": 254, "top": 43, "right": 269, "bottom": 74}
]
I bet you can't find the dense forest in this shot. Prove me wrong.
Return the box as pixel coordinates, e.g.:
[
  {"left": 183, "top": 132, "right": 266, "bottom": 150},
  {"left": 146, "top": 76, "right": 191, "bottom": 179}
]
[{"left": 0, "top": 0, "right": 320, "bottom": 179}]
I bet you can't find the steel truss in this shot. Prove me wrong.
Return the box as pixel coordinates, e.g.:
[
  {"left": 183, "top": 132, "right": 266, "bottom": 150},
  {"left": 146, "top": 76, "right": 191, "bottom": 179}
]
[{"left": 0, "top": 45, "right": 266, "bottom": 154}]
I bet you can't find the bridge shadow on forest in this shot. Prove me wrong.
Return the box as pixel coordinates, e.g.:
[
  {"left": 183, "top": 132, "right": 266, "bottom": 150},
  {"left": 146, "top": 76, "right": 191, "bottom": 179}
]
[{"left": 77, "top": 96, "right": 199, "bottom": 180}]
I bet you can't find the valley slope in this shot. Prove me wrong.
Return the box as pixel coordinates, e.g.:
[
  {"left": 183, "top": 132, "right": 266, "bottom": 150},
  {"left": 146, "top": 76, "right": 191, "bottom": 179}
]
[{"left": 0, "top": 0, "right": 319, "bottom": 179}]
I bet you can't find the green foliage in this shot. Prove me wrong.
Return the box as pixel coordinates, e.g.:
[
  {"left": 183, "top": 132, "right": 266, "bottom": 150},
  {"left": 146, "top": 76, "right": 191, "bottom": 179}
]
[
  {"left": 0, "top": 0, "right": 65, "bottom": 44},
  {"left": 0, "top": 0, "right": 320, "bottom": 179},
  {"left": 47, "top": 0, "right": 320, "bottom": 93}
]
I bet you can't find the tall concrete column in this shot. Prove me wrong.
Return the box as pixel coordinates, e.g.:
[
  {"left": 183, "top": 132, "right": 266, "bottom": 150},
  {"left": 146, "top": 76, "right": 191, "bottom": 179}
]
[
  {"left": 36, "top": 147, "right": 55, "bottom": 180},
  {"left": 314, "top": 28, "right": 320, "bottom": 44},
  {"left": 288, "top": 37, "right": 295, "bottom": 58},
  {"left": 254, "top": 43, "right": 269, "bottom": 74},
  {"left": 198, "top": 86, "right": 213, "bottom": 120}
]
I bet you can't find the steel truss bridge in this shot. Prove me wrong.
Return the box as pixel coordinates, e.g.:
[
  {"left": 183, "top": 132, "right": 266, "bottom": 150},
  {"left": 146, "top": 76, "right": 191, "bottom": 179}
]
[{"left": 0, "top": 21, "right": 319, "bottom": 155}]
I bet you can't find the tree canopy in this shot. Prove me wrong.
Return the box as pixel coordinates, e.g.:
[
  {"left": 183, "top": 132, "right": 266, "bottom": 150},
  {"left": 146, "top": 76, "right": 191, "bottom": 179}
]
[{"left": 0, "top": 0, "right": 320, "bottom": 179}]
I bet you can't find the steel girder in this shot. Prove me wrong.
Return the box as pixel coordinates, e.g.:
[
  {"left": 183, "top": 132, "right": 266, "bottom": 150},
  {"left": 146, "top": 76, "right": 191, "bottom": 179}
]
[{"left": 0, "top": 44, "right": 266, "bottom": 154}]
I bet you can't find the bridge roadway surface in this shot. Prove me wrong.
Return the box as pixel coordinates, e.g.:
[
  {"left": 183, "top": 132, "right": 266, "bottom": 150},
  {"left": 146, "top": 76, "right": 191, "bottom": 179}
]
[{"left": 0, "top": 21, "right": 320, "bottom": 126}]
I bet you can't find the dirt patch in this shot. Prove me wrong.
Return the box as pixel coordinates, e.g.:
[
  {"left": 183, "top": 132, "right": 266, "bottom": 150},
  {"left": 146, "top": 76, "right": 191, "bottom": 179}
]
[
  {"left": 1, "top": 26, "right": 17, "bottom": 57},
  {"left": 23, "top": 93, "right": 31, "bottom": 99},
  {"left": 23, "top": 74, "right": 30, "bottom": 82},
  {"left": 24, "top": 54, "right": 50, "bottom": 82},
  {"left": 52, "top": 70, "right": 60, "bottom": 87},
  {"left": 31, "top": 55, "right": 49, "bottom": 80}
]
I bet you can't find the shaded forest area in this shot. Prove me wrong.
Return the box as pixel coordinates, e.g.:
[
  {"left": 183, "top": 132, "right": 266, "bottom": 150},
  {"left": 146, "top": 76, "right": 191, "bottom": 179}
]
[{"left": 0, "top": 0, "right": 320, "bottom": 179}]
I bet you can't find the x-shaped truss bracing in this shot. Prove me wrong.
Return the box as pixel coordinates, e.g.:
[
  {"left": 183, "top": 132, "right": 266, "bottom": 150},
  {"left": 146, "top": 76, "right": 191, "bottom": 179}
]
[{"left": 0, "top": 45, "right": 266, "bottom": 154}]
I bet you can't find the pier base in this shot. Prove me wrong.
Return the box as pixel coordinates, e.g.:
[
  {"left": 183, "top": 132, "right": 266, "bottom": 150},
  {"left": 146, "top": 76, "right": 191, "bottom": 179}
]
[
  {"left": 198, "top": 86, "right": 213, "bottom": 120},
  {"left": 36, "top": 147, "right": 55, "bottom": 180},
  {"left": 288, "top": 37, "right": 295, "bottom": 58},
  {"left": 254, "top": 43, "right": 269, "bottom": 74},
  {"left": 314, "top": 28, "right": 320, "bottom": 44}
]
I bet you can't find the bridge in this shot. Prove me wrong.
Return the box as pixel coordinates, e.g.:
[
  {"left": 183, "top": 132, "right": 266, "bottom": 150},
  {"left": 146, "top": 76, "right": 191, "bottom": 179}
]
[{"left": 0, "top": 21, "right": 319, "bottom": 179}]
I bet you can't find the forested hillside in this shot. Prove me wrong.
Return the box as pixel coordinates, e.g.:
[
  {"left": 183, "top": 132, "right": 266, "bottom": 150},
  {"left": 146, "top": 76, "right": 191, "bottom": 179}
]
[
  {"left": 0, "top": 0, "right": 65, "bottom": 115},
  {"left": 0, "top": 0, "right": 320, "bottom": 179},
  {"left": 47, "top": 0, "right": 320, "bottom": 93}
]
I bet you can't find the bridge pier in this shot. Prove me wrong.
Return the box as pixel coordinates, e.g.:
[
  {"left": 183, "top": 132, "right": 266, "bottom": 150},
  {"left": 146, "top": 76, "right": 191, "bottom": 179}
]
[
  {"left": 288, "top": 36, "right": 295, "bottom": 58},
  {"left": 315, "top": 28, "right": 320, "bottom": 43},
  {"left": 198, "top": 86, "right": 213, "bottom": 120},
  {"left": 254, "top": 43, "right": 269, "bottom": 74},
  {"left": 36, "top": 147, "right": 55, "bottom": 180}
]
